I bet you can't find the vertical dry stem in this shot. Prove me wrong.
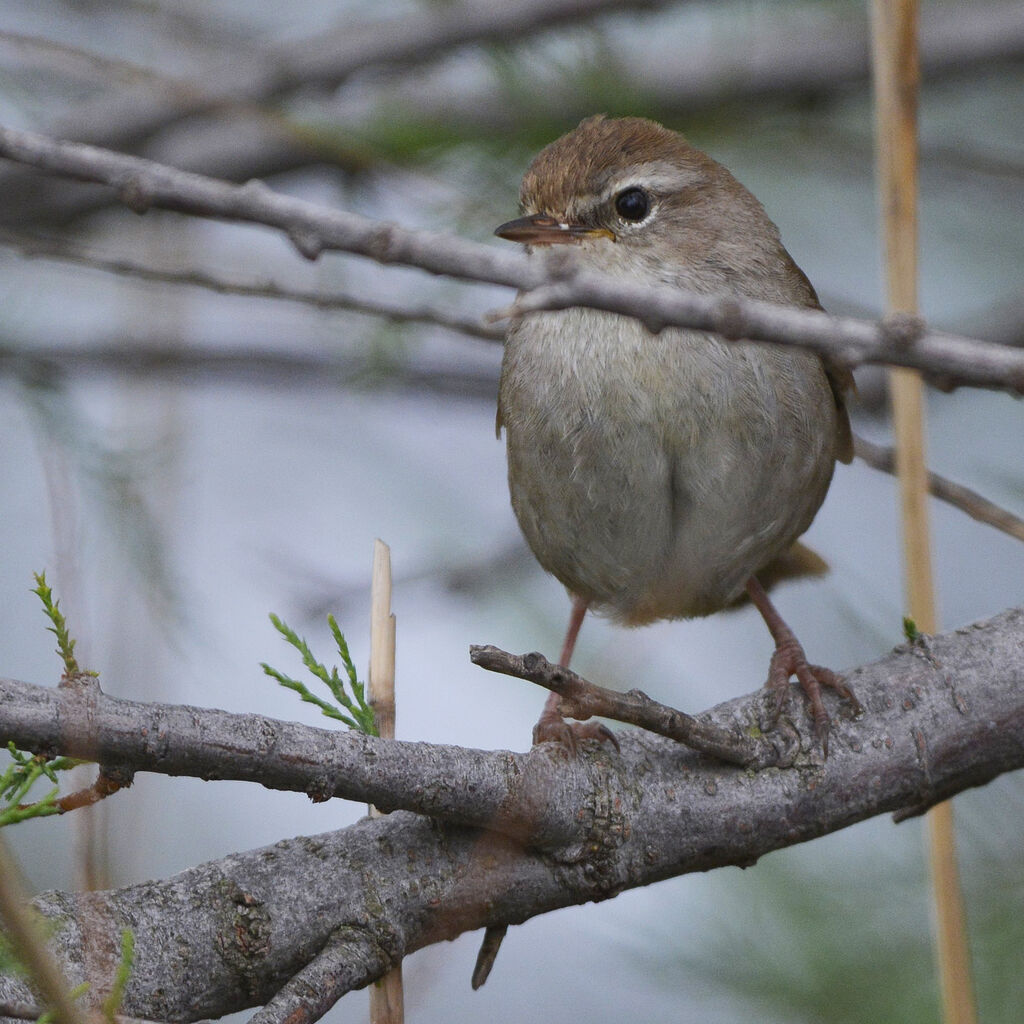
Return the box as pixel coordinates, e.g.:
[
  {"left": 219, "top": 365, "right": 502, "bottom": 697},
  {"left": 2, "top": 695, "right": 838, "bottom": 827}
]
[
  {"left": 870, "top": 3, "right": 976, "bottom": 1022},
  {"left": 0, "top": 836, "right": 88, "bottom": 1024},
  {"left": 368, "top": 539, "right": 403, "bottom": 1024}
]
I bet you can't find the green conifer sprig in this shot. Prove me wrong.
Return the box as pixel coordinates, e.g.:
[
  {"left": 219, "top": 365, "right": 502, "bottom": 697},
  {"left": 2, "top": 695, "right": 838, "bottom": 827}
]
[
  {"left": 261, "top": 614, "right": 377, "bottom": 735},
  {"left": 31, "top": 571, "right": 93, "bottom": 677},
  {"left": 0, "top": 743, "right": 84, "bottom": 828}
]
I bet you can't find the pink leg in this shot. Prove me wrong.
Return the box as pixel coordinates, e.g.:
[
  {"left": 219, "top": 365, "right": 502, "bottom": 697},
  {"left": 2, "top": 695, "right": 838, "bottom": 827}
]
[
  {"left": 745, "top": 576, "right": 860, "bottom": 755},
  {"left": 559, "top": 594, "right": 588, "bottom": 667},
  {"left": 533, "top": 597, "right": 617, "bottom": 751}
]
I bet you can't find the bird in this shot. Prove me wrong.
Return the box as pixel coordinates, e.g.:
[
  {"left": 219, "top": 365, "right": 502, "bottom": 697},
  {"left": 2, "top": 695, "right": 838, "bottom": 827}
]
[{"left": 494, "top": 115, "right": 858, "bottom": 753}]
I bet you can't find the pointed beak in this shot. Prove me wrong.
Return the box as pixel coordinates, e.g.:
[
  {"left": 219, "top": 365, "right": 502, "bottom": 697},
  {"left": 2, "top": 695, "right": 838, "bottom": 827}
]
[{"left": 494, "top": 213, "right": 615, "bottom": 245}]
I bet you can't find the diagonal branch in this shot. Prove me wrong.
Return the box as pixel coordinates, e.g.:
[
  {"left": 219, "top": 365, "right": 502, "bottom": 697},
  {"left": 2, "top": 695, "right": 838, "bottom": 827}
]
[
  {"left": 248, "top": 926, "right": 394, "bottom": 1024},
  {"left": 0, "top": 229, "right": 502, "bottom": 342},
  {"left": 469, "top": 645, "right": 772, "bottom": 767},
  {"left": 0, "top": 125, "right": 1022, "bottom": 392},
  {"left": 853, "top": 434, "right": 1024, "bottom": 544}
]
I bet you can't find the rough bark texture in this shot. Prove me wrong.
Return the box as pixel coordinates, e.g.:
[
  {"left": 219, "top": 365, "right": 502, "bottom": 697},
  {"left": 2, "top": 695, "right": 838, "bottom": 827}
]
[{"left": 1, "top": 605, "right": 1023, "bottom": 1020}]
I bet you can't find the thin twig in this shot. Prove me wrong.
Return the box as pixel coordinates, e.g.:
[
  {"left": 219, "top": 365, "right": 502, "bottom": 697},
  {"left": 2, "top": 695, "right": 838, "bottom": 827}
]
[
  {"left": 468, "top": 645, "right": 774, "bottom": 768},
  {"left": 854, "top": 435, "right": 1024, "bottom": 543},
  {"left": 0, "top": 343, "right": 499, "bottom": 402},
  {"left": 0, "top": 125, "right": 1021, "bottom": 392},
  {"left": 0, "top": 30, "right": 172, "bottom": 87},
  {"left": 0, "top": 229, "right": 501, "bottom": 342},
  {"left": 52, "top": 767, "right": 131, "bottom": 813}
]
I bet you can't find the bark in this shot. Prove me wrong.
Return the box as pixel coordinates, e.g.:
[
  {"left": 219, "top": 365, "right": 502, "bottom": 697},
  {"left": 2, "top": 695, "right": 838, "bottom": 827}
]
[{"left": 1, "top": 605, "right": 1023, "bottom": 1019}]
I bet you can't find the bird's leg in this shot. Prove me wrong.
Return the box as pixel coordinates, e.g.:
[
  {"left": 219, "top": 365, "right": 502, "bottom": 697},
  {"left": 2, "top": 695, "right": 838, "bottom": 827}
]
[
  {"left": 533, "top": 596, "right": 617, "bottom": 750},
  {"left": 559, "top": 593, "right": 589, "bottom": 667},
  {"left": 745, "top": 576, "right": 860, "bottom": 755}
]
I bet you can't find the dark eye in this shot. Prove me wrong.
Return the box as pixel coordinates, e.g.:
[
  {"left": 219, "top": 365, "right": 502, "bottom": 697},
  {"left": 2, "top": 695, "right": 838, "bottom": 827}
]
[{"left": 614, "top": 187, "right": 650, "bottom": 222}]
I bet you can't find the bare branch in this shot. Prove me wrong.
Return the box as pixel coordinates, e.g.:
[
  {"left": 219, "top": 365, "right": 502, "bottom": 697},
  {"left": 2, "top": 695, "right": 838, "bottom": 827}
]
[
  {"left": 1, "top": 604, "right": 1023, "bottom": 1018},
  {"left": 0, "top": 30, "right": 169, "bottom": 88},
  {"left": 854, "top": 434, "right": 1024, "bottom": 544},
  {"left": 469, "top": 645, "right": 773, "bottom": 767},
  {"left": 0, "top": 229, "right": 501, "bottom": 342},
  {"left": 0, "top": 341, "right": 498, "bottom": 401},
  {"left": 0, "top": 673, "right": 586, "bottom": 849},
  {"left": 0, "top": 125, "right": 1022, "bottom": 393},
  {"left": 7, "top": 1, "right": 1020, "bottom": 229},
  {"left": 248, "top": 927, "right": 392, "bottom": 1024}
]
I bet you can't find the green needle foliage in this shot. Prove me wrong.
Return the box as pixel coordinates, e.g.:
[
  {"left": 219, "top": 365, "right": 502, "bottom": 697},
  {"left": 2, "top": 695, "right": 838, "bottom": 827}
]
[
  {"left": 31, "top": 571, "right": 93, "bottom": 678},
  {"left": 0, "top": 743, "right": 84, "bottom": 828},
  {"left": 34, "top": 984, "right": 91, "bottom": 1024},
  {"left": 1, "top": 572, "right": 91, "bottom": 827},
  {"left": 261, "top": 613, "right": 377, "bottom": 735},
  {"left": 101, "top": 930, "right": 134, "bottom": 1024}
]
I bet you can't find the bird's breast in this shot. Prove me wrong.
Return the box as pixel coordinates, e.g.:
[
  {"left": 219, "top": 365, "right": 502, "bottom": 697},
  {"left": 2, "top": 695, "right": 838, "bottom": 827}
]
[{"left": 498, "top": 307, "right": 838, "bottom": 621}]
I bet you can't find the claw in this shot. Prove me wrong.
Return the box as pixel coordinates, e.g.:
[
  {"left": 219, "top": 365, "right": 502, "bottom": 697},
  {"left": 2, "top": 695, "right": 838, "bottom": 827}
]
[
  {"left": 533, "top": 710, "right": 619, "bottom": 753},
  {"left": 746, "top": 575, "right": 859, "bottom": 757},
  {"left": 764, "top": 639, "right": 857, "bottom": 756}
]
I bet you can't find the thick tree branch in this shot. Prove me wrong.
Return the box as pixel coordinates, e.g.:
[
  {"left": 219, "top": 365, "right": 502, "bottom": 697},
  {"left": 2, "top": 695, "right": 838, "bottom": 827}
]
[
  {"left": 1, "top": 605, "right": 1023, "bottom": 1019},
  {"left": 0, "top": 125, "right": 1022, "bottom": 393}
]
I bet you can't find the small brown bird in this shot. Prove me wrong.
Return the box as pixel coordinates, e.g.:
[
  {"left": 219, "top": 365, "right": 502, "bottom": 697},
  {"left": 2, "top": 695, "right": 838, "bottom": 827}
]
[{"left": 495, "top": 115, "right": 857, "bottom": 752}]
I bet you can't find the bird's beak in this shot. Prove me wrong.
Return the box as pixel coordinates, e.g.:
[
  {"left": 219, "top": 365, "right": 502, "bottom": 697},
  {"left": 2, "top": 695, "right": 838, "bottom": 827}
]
[{"left": 494, "top": 213, "right": 615, "bottom": 245}]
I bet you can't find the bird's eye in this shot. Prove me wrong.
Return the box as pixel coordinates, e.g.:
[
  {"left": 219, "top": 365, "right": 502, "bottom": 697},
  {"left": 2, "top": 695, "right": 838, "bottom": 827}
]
[{"left": 614, "top": 187, "right": 651, "bottom": 222}]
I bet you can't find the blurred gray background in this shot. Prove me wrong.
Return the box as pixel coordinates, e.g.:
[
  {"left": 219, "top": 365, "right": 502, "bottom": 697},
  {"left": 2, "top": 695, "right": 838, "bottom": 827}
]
[{"left": 1, "top": 1, "right": 1022, "bottom": 1021}]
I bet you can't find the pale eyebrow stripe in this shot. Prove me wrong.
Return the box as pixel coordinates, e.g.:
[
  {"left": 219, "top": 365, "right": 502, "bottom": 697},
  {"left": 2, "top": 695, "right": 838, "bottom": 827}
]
[{"left": 601, "top": 161, "right": 703, "bottom": 198}]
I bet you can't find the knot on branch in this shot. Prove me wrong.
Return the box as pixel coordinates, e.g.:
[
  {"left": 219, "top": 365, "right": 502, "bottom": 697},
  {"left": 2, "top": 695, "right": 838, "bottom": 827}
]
[
  {"left": 926, "top": 372, "right": 960, "bottom": 394},
  {"left": 99, "top": 764, "right": 134, "bottom": 790},
  {"left": 118, "top": 176, "right": 152, "bottom": 214},
  {"left": 214, "top": 880, "right": 272, "bottom": 997},
  {"left": 305, "top": 775, "right": 334, "bottom": 803},
  {"left": 288, "top": 226, "right": 324, "bottom": 261},
  {"left": 540, "top": 247, "right": 580, "bottom": 282},
  {"left": 239, "top": 178, "right": 272, "bottom": 201},
  {"left": 880, "top": 311, "right": 926, "bottom": 348},
  {"left": 710, "top": 296, "right": 748, "bottom": 341},
  {"left": 366, "top": 222, "right": 400, "bottom": 265}
]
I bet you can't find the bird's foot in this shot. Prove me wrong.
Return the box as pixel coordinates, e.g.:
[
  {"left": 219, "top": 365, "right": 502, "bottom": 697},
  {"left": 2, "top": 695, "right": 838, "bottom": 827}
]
[
  {"left": 532, "top": 709, "right": 619, "bottom": 754},
  {"left": 763, "top": 635, "right": 861, "bottom": 756}
]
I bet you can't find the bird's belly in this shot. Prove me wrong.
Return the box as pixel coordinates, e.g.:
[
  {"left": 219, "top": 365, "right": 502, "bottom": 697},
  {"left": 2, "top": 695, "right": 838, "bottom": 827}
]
[{"left": 499, "top": 311, "right": 837, "bottom": 623}]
